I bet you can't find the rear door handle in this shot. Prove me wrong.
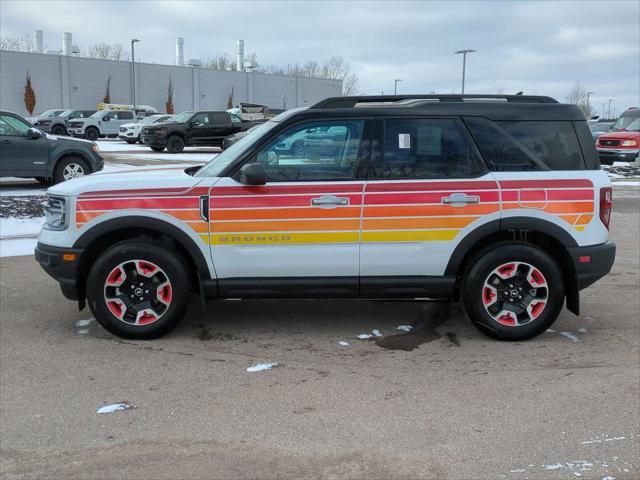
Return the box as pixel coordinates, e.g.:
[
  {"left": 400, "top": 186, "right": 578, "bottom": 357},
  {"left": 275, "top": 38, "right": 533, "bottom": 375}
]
[
  {"left": 311, "top": 195, "right": 349, "bottom": 208},
  {"left": 442, "top": 193, "right": 480, "bottom": 206}
]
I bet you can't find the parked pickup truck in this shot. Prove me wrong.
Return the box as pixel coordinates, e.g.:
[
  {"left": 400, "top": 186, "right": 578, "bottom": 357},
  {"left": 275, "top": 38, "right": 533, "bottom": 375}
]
[
  {"left": 68, "top": 110, "right": 137, "bottom": 141},
  {"left": 30, "top": 109, "right": 96, "bottom": 136},
  {"left": 140, "top": 110, "right": 263, "bottom": 153}
]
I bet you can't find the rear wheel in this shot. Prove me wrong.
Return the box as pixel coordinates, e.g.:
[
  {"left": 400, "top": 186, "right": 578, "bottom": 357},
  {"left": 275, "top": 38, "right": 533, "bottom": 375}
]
[
  {"left": 53, "top": 156, "right": 88, "bottom": 183},
  {"left": 84, "top": 127, "right": 99, "bottom": 141},
  {"left": 125, "top": 139, "right": 137, "bottom": 144},
  {"left": 461, "top": 243, "right": 564, "bottom": 341},
  {"left": 166, "top": 135, "right": 185, "bottom": 153},
  {"left": 51, "top": 125, "right": 66, "bottom": 136},
  {"left": 86, "top": 241, "right": 190, "bottom": 339}
]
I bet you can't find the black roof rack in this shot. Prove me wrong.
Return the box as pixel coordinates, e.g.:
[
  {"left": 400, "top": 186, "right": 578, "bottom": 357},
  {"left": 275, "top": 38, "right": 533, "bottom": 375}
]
[{"left": 311, "top": 94, "right": 559, "bottom": 109}]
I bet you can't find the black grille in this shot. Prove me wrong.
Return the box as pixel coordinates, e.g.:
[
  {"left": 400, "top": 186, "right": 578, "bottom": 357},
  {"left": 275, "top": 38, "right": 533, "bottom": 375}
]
[
  {"left": 600, "top": 139, "right": 620, "bottom": 147},
  {"left": 69, "top": 121, "right": 83, "bottom": 128}
]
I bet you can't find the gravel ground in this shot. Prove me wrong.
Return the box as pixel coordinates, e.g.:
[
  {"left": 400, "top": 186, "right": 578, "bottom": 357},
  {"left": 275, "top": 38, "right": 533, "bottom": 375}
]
[{"left": 0, "top": 196, "right": 43, "bottom": 219}]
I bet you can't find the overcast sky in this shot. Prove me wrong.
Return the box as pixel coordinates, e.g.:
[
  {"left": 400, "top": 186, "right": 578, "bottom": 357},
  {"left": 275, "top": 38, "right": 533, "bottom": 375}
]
[{"left": 2, "top": 0, "right": 639, "bottom": 115}]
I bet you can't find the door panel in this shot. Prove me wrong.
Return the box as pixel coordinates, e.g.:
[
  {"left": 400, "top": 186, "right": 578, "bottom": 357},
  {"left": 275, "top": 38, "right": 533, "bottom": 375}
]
[
  {"left": 361, "top": 117, "right": 498, "bottom": 277},
  {"left": 0, "top": 114, "right": 49, "bottom": 176},
  {"left": 208, "top": 178, "right": 364, "bottom": 278}
]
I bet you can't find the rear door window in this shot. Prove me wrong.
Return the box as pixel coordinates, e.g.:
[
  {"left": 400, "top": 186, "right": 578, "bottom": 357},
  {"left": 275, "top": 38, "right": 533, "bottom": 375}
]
[
  {"left": 370, "top": 117, "right": 484, "bottom": 179},
  {"left": 116, "top": 111, "right": 134, "bottom": 120},
  {"left": 498, "top": 121, "right": 585, "bottom": 170}
]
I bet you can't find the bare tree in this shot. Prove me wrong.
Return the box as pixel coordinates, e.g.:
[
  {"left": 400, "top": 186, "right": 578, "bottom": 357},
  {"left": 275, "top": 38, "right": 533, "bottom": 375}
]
[
  {"left": 103, "top": 74, "right": 112, "bottom": 103},
  {"left": 1, "top": 35, "right": 33, "bottom": 52},
  {"left": 565, "top": 80, "right": 594, "bottom": 118},
  {"left": 24, "top": 71, "right": 36, "bottom": 115},
  {"left": 227, "top": 86, "right": 234, "bottom": 109},
  {"left": 206, "top": 54, "right": 235, "bottom": 71},
  {"left": 165, "top": 77, "right": 175, "bottom": 114},
  {"left": 83, "top": 43, "right": 128, "bottom": 61}
]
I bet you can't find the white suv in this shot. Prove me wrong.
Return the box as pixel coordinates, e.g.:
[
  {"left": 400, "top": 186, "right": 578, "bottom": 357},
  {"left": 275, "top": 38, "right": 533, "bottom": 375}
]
[
  {"left": 118, "top": 114, "right": 173, "bottom": 144},
  {"left": 68, "top": 110, "right": 137, "bottom": 141},
  {"left": 35, "top": 95, "right": 615, "bottom": 341}
]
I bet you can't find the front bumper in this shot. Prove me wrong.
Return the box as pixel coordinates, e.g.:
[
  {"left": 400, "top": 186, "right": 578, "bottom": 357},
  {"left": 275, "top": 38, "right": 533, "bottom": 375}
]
[
  {"left": 597, "top": 148, "right": 639, "bottom": 164},
  {"left": 568, "top": 241, "right": 616, "bottom": 290},
  {"left": 35, "top": 243, "right": 84, "bottom": 300},
  {"left": 68, "top": 128, "right": 85, "bottom": 137}
]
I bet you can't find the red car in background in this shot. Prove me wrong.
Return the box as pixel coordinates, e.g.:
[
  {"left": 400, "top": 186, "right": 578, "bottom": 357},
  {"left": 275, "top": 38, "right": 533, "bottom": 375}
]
[{"left": 597, "top": 108, "right": 640, "bottom": 165}]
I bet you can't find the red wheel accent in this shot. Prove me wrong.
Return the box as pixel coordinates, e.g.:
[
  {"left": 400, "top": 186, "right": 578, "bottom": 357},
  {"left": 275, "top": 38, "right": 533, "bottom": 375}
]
[
  {"left": 136, "top": 309, "right": 159, "bottom": 325},
  {"left": 528, "top": 301, "right": 546, "bottom": 319},
  {"left": 157, "top": 283, "right": 172, "bottom": 305},
  {"left": 483, "top": 286, "right": 497, "bottom": 306},
  {"left": 106, "top": 266, "right": 125, "bottom": 286},
  {"left": 497, "top": 263, "right": 517, "bottom": 278},
  {"left": 497, "top": 311, "right": 517, "bottom": 326},
  {"left": 106, "top": 299, "right": 125, "bottom": 319},
  {"left": 136, "top": 260, "right": 158, "bottom": 277},
  {"left": 529, "top": 268, "right": 544, "bottom": 286}
]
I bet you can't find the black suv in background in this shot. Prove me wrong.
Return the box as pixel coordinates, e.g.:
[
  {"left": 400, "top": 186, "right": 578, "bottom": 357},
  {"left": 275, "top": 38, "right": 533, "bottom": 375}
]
[
  {"left": 141, "top": 110, "right": 262, "bottom": 153},
  {"left": 31, "top": 109, "right": 96, "bottom": 136},
  {"left": 0, "top": 111, "right": 103, "bottom": 184}
]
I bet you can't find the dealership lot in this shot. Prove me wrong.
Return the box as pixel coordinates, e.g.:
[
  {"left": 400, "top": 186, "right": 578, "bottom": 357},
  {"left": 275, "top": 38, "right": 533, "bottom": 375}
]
[{"left": 0, "top": 186, "right": 638, "bottom": 479}]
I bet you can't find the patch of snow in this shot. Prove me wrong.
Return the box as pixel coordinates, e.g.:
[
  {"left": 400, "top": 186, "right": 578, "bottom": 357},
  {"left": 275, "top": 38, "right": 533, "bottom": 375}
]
[
  {"left": 75, "top": 318, "right": 93, "bottom": 327},
  {"left": 601, "top": 476, "right": 616, "bottom": 480},
  {"left": 0, "top": 238, "right": 38, "bottom": 257},
  {"left": 0, "top": 217, "right": 45, "bottom": 237},
  {"left": 372, "top": 329, "right": 382, "bottom": 337},
  {"left": 96, "top": 402, "right": 133, "bottom": 414},
  {"left": 395, "top": 325, "right": 413, "bottom": 332},
  {"left": 573, "top": 473, "right": 583, "bottom": 477},
  {"left": 581, "top": 436, "right": 626, "bottom": 445},
  {"left": 612, "top": 180, "right": 640, "bottom": 186},
  {"left": 357, "top": 334, "right": 372, "bottom": 340},
  {"left": 544, "top": 464, "right": 563, "bottom": 470},
  {"left": 560, "top": 331, "right": 579, "bottom": 342},
  {"left": 338, "top": 341, "right": 350, "bottom": 346},
  {"left": 510, "top": 469, "right": 526, "bottom": 473},
  {"left": 246, "top": 362, "right": 278, "bottom": 373},
  {"left": 546, "top": 329, "right": 556, "bottom": 333},
  {"left": 578, "top": 327, "right": 588, "bottom": 333},
  {"left": 77, "top": 329, "right": 89, "bottom": 335}
]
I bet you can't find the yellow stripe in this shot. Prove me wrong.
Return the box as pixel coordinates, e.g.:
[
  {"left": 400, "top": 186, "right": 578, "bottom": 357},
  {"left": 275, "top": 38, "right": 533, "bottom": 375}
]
[
  {"left": 575, "top": 225, "right": 586, "bottom": 232},
  {"left": 363, "top": 229, "right": 460, "bottom": 242},
  {"left": 202, "top": 231, "right": 360, "bottom": 245}
]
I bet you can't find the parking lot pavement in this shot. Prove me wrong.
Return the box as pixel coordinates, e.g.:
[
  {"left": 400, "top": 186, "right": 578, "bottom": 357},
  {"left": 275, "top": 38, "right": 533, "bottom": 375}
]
[{"left": 1, "top": 195, "right": 639, "bottom": 480}]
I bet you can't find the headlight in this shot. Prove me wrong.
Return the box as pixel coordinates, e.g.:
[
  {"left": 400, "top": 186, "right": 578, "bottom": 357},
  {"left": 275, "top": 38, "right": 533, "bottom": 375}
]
[
  {"left": 42, "top": 196, "right": 68, "bottom": 231},
  {"left": 39, "top": 120, "right": 52, "bottom": 126},
  {"left": 92, "top": 143, "right": 100, "bottom": 153},
  {"left": 621, "top": 139, "right": 638, "bottom": 147}
]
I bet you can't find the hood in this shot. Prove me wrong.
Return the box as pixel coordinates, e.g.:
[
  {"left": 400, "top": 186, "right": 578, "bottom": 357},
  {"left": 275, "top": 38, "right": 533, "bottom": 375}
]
[
  {"left": 599, "top": 130, "right": 640, "bottom": 140},
  {"left": 146, "top": 121, "right": 183, "bottom": 129},
  {"left": 47, "top": 166, "right": 208, "bottom": 197},
  {"left": 121, "top": 122, "right": 140, "bottom": 129},
  {"left": 46, "top": 134, "right": 95, "bottom": 146}
]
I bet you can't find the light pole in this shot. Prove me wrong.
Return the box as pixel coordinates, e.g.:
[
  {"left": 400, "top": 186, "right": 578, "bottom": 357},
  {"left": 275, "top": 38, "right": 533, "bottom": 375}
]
[
  {"left": 131, "top": 39, "right": 140, "bottom": 109},
  {"left": 454, "top": 49, "right": 475, "bottom": 94},
  {"left": 586, "top": 92, "right": 595, "bottom": 117},
  {"left": 394, "top": 79, "right": 402, "bottom": 95},
  {"left": 607, "top": 99, "right": 613, "bottom": 118},
  {"left": 602, "top": 103, "right": 605, "bottom": 118}
]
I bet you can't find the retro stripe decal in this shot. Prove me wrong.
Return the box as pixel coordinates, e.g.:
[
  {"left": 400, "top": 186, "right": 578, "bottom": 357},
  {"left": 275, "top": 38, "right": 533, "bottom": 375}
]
[{"left": 74, "top": 179, "right": 596, "bottom": 244}]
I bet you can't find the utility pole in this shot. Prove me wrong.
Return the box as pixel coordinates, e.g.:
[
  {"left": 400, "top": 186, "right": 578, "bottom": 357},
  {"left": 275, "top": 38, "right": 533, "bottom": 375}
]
[
  {"left": 394, "top": 79, "right": 402, "bottom": 95},
  {"left": 131, "top": 38, "right": 140, "bottom": 109},
  {"left": 607, "top": 99, "right": 613, "bottom": 118},
  {"left": 602, "top": 103, "right": 605, "bottom": 118},
  {"left": 454, "top": 49, "right": 475, "bottom": 94}
]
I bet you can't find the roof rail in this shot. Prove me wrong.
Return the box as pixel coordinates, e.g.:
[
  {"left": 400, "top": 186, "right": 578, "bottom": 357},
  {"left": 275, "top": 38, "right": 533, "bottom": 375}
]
[{"left": 311, "top": 94, "right": 559, "bottom": 109}]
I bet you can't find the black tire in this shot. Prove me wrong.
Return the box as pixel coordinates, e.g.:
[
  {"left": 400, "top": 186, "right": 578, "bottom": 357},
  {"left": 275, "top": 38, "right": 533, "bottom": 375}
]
[
  {"left": 53, "top": 156, "right": 89, "bottom": 184},
  {"left": 461, "top": 242, "right": 564, "bottom": 341},
  {"left": 125, "top": 139, "right": 137, "bottom": 144},
  {"left": 34, "top": 176, "right": 50, "bottom": 184},
  {"left": 137, "top": 135, "right": 143, "bottom": 144},
  {"left": 166, "top": 135, "right": 185, "bottom": 153},
  {"left": 151, "top": 146, "right": 165, "bottom": 152},
  {"left": 86, "top": 241, "right": 191, "bottom": 340},
  {"left": 51, "top": 125, "right": 66, "bottom": 136},
  {"left": 84, "top": 127, "right": 99, "bottom": 141}
]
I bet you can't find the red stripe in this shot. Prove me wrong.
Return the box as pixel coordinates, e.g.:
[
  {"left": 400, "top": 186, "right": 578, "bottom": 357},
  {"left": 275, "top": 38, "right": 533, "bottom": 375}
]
[
  {"left": 364, "top": 191, "right": 499, "bottom": 205},
  {"left": 77, "top": 197, "right": 200, "bottom": 210},
  {"left": 366, "top": 181, "right": 497, "bottom": 192},
  {"left": 499, "top": 179, "right": 593, "bottom": 189},
  {"left": 79, "top": 186, "right": 209, "bottom": 198},
  {"left": 211, "top": 184, "right": 364, "bottom": 196},
  {"left": 212, "top": 193, "right": 363, "bottom": 208}
]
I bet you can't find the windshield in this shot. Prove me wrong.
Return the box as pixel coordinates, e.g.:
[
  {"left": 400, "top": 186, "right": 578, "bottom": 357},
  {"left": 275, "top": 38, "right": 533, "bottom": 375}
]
[
  {"left": 139, "top": 115, "right": 163, "bottom": 125},
  {"left": 589, "top": 123, "right": 612, "bottom": 133},
  {"left": 38, "top": 109, "right": 64, "bottom": 118},
  {"left": 613, "top": 110, "right": 640, "bottom": 130},
  {"left": 89, "top": 110, "right": 105, "bottom": 118},
  {"left": 195, "top": 108, "right": 304, "bottom": 177},
  {"left": 170, "top": 111, "right": 195, "bottom": 123},
  {"left": 625, "top": 118, "right": 640, "bottom": 131}
]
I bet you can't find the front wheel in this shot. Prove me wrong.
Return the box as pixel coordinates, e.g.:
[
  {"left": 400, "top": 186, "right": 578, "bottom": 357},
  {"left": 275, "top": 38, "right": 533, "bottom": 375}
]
[
  {"left": 51, "top": 125, "right": 66, "bottom": 136},
  {"left": 86, "top": 241, "right": 191, "bottom": 339},
  {"left": 461, "top": 243, "right": 564, "bottom": 341},
  {"left": 166, "top": 135, "right": 185, "bottom": 153},
  {"left": 84, "top": 127, "right": 99, "bottom": 141},
  {"left": 53, "top": 156, "right": 89, "bottom": 183}
]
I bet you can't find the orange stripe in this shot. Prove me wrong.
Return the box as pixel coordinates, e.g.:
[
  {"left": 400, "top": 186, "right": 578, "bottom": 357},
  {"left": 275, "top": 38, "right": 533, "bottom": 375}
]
[
  {"left": 559, "top": 214, "right": 579, "bottom": 224},
  {"left": 163, "top": 209, "right": 202, "bottom": 221},
  {"left": 364, "top": 204, "right": 499, "bottom": 217},
  {"left": 576, "top": 214, "right": 593, "bottom": 225},
  {"left": 76, "top": 211, "right": 103, "bottom": 222},
  {"left": 212, "top": 219, "right": 360, "bottom": 233},
  {"left": 502, "top": 202, "right": 594, "bottom": 214},
  {"left": 363, "top": 216, "right": 477, "bottom": 230},
  {"left": 187, "top": 222, "right": 209, "bottom": 233},
  {"left": 211, "top": 206, "right": 361, "bottom": 221}
]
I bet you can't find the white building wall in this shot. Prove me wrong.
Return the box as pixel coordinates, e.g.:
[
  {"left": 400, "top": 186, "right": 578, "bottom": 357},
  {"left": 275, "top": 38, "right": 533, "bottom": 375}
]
[{"left": 0, "top": 50, "right": 343, "bottom": 116}]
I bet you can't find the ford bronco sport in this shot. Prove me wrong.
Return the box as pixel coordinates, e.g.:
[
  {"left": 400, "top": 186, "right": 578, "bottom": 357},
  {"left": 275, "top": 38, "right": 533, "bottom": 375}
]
[{"left": 35, "top": 95, "right": 615, "bottom": 340}]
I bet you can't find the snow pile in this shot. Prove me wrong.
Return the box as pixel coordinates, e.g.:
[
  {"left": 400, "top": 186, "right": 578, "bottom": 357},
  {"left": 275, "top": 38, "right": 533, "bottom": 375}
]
[
  {"left": 246, "top": 362, "right": 278, "bottom": 373},
  {"left": 96, "top": 402, "right": 133, "bottom": 414}
]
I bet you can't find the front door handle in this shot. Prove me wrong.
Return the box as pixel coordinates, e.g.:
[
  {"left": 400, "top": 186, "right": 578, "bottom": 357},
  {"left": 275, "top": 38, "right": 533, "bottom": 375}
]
[
  {"left": 311, "top": 195, "right": 349, "bottom": 208},
  {"left": 442, "top": 193, "right": 480, "bottom": 206}
]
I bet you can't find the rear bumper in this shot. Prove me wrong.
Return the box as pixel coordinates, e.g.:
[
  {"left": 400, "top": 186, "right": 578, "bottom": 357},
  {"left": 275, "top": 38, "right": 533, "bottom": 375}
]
[
  {"left": 35, "top": 243, "right": 83, "bottom": 300},
  {"left": 568, "top": 241, "right": 616, "bottom": 290}
]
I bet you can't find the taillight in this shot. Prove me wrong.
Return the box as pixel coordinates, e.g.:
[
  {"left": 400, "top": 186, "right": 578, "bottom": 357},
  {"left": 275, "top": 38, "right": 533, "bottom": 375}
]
[{"left": 599, "top": 187, "right": 612, "bottom": 230}]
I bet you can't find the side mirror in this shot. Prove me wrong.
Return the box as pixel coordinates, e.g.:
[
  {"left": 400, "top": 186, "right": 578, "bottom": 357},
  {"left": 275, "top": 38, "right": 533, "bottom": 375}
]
[
  {"left": 238, "top": 163, "right": 267, "bottom": 186},
  {"left": 103, "top": 116, "right": 111, "bottom": 122},
  {"left": 187, "top": 121, "right": 193, "bottom": 128},
  {"left": 27, "top": 128, "right": 42, "bottom": 140}
]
